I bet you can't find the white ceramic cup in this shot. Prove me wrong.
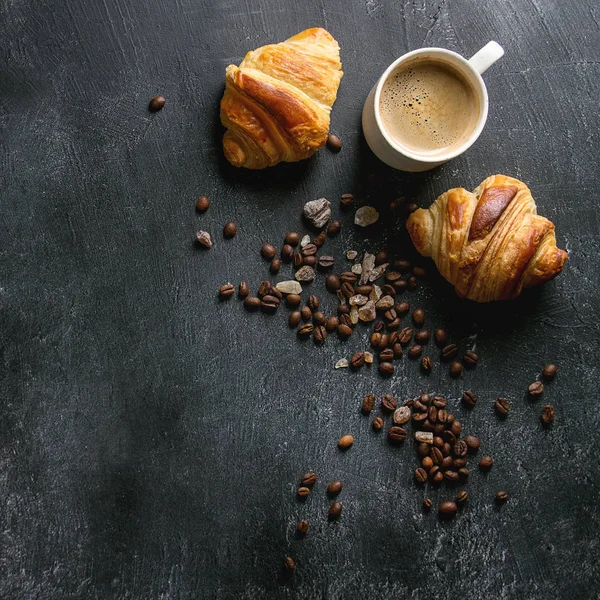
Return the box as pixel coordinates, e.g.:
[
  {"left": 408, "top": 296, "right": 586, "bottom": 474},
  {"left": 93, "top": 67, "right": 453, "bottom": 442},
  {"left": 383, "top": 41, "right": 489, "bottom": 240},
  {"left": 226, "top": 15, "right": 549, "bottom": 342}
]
[{"left": 361, "top": 41, "right": 504, "bottom": 172}]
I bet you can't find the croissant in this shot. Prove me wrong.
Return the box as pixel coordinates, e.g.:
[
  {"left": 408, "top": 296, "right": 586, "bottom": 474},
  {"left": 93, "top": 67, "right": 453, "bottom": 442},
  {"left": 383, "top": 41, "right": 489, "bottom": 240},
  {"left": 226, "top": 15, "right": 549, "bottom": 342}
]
[
  {"left": 407, "top": 175, "right": 568, "bottom": 302},
  {"left": 219, "top": 28, "right": 343, "bottom": 169}
]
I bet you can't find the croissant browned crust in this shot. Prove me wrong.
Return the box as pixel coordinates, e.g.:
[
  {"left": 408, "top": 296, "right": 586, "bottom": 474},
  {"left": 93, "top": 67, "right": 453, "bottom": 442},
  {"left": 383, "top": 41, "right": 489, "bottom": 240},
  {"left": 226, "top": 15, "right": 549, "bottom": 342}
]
[
  {"left": 407, "top": 175, "right": 568, "bottom": 302},
  {"left": 220, "top": 28, "right": 343, "bottom": 169}
]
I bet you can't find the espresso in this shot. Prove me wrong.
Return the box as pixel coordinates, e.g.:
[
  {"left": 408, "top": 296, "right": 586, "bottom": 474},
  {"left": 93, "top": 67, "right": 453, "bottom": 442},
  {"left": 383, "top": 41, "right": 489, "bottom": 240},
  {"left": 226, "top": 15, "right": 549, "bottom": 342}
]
[{"left": 379, "top": 58, "right": 479, "bottom": 156}]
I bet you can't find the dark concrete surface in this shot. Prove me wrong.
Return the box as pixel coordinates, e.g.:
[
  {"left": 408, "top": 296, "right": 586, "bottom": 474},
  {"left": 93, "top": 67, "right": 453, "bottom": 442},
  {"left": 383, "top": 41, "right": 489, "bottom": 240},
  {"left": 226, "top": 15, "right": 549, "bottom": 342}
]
[{"left": 1, "top": 0, "right": 599, "bottom": 598}]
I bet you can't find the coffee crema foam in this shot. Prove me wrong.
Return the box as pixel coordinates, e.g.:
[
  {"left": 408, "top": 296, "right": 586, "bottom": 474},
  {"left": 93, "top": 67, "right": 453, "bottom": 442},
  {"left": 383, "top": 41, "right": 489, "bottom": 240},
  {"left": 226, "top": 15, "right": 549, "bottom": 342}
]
[{"left": 379, "top": 58, "right": 479, "bottom": 156}]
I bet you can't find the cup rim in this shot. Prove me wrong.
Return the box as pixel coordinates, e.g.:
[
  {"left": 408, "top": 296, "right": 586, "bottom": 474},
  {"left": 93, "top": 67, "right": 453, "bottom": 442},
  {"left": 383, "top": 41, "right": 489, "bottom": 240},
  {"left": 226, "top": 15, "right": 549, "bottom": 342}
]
[{"left": 373, "top": 47, "right": 489, "bottom": 164}]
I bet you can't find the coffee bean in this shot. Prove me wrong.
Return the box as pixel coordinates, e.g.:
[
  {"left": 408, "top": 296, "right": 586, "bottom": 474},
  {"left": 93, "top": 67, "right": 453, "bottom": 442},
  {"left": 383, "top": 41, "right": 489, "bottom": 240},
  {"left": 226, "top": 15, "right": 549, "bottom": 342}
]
[
  {"left": 280, "top": 244, "right": 294, "bottom": 262},
  {"left": 456, "top": 490, "right": 469, "bottom": 504},
  {"left": 261, "top": 243, "right": 276, "bottom": 259},
  {"left": 350, "top": 352, "right": 365, "bottom": 369},
  {"left": 313, "top": 231, "right": 327, "bottom": 248},
  {"left": 356, "top": 285, "right": 373, "bottom": 296},
  {"left": 541, "top": 405, "right": 555, "bottom": 424},
  {"left": 441, "top": 344, "right": 458, "bottom": 361},
  {"left": 454, "top": 440, "right": 468, "bottom": 457},
  {"left": 420, "top": 356, "right": 433, "bottom": 373},
  {"left": 422, "top": 457, "right": 434, "bottom": 470},
  {"left": 408, "top": 345, "right": 423, "bottom": 358},
  {"left": 413, "top": 399, "right": 428, "bottom": 413},
  {"left": 464, "top": 435, "right": 480, "bottom": 453},
  {"left": 327, "top": 481, "right": 343, "bottom": 496},
  {"left": 223, "top": 222, "right": 237, "bottom": 238},
  {"left": 423, "top": 498, "right": 433, "bottom": 511},
  {"left": 285, "top": 294, "right": 300, "bottom": 308},
  {"left": 431, "top": 470, "right": 444, "bottom": 484},
  {"left": 378, "top": 348, "right": 394, "bottom": 361},
  {"left": 340, "top": 193, "right": 354, "bottom": 207},
  {"left": 340, "top": 271, "right": 358, "bottom": 284},
  {"left": 428, "top": 406, "right": 437, "bottom": 423},
  {"left": 479, "top": 455, "right": 494, "bottom": 470},
  {"left": 386, "top": 318, "right": 401, "bottom": 330},
  {"left": 412, "top": 308, "right": 425, "bottom": 326},
  {"left": 270, "top": 258, "right": 281, "bottom": 274},
  {"left": 302, "top": 243, "right": 318, "bottom": 257},
  {"left": 382, "top": 284, "right": 396, "bottom": 297},
  {"left": 495, "top": 397, "right": 511, "bottom": 416},
  {"left": 453, "top": 457, "right": 466, "bottom": 469},
  {"left": 148, "top": 95, "right": 166, "bottom": 111},
  {"left": 293, "top": 252, "right": 303, "bottom": 267},
  {"left": 377, "top": 334, "right": 390, "bottom": 349},
  {"left": 297, "top": 323, "right": 314, "bottom": 337},
  {"left": 383, "top": 308, "right": 397, "bottom": 321},
  {"left": 431, "top": 447, "right": 444, "bottom": 465},
  {"left": 244, "top": 296, "right": 260, "bottom": 310},
  {"left": 219, "top": 283, "right": 235, "bottom": 298},
  {"left": 328, "top": 501, "right": 343, "bottom": 520},
  {"left": 415, "top": 468, "right": 428, "bottom": 483},
  {"left": 270, "top": 287, "right": 283, "bottom": 300},
  {"left": 412, "top": 411, "right": 427, "bottom": 423},
  {"left": 407, "top": 275, "right": 418, "bottom": 290},
  {"left": 327, "top": 221, "right": 342, "bottom": 237},
  {"left": 300, "top": 306, "right": 312, "bottom": 322},
  {"left": 379, "top": 362, "right": 394, "bottom": 376},
  {"left": 458, "top": 468, "right": 470, "bottom": 479},
  {"left": 289, "top": 311, "right": 302, "bottom": 328},
  {"left": 318, "top": 255, "right": 335, "bottom": 270},
  {"left": 297, "top": 486, "right": 311, "bottom": 498},
  {"left": 412, "top": 266, "right": 426, "bottom": 278},
  {"left": 338, "top": 434, "right": 354, "bottom": 450},
  {"left": 439, "top": 501, "right": 457, "bottom": 518},
  {"left": 261, "top": 295, "right": 280, "bottom": 312},
  {"left": 296, "top": 520, "right": 309, "bottom": 535},
  {"left": 450, "top": 419, "right": 461, "bottom": 435},
  {"left": 399, "top": 327, "right": 413, "bottom": 344},
  {"left": 495, "top": 490, "right": 509, "bottom": 502},
  {"left": 235, "top": 282, "right": 248, "bottom": 298},
  {"left": 300, "top": 472, "right": 317, "bottom": 486},
  {"left": 433, "top": 396, "right": 446, "bottom": 408},
  {"left": 341, "top": 282, "right": 354, "bottom": 299},
  {"left": 338, "top": 305, "right": 350, "bottom": 316},
  {"left": 462, "top": 390, "right": 478, "bottom": 408},
  {"left": 374, "top": 250, "right": 388, "bottom": 266},
  {"left": 361, "top": 393, "right": 376, "bottom": 414},
  {"left": 395, "top": 302, "right": 410, "bottom": 315},
  {"left": 385, "top": 271, "right": 402, "bottom": 283},
  {"left": 327, "top": 133, "right": 343, "bottom": 151},
  {"left": 196, "top": 195, "right": 210, "bottom": 212},
  {"left": 325, "top": 316, "right": 339, "bottom": 332},
  {"left": 392, "top": 343, "right": 403, "bottom": 358},
  {"left": 303, "top": 255, "right": 317, "bottom": 267},
  {"left": 463, "top": 351, "right": 478, "bottom": 367},
  {"left": 528, "top": 381, "right": 544, "bottom": 396},
  {"left": 433, "top": 329, "right": 447, "bottom": 346},
  {"left": 542, "top": 364, "right": 558, "bottom": 379},
  {"left": 337, "top": 324, "right": 352, "bottom": 339},
  {"left": 306, "top": 295, "right": 319, "bottom": 311},
  {"left": 313, "top": 325, "right": 327, "bottom": 344},
  {"left": 283, "top": 556, "right": 296, "bottom": 571},
  {"left": 370, "top": 332, "right": 382, "bottom": 348},
  {"left": 372, "top": 416, "right": 384, "bottom": 431},
  {"left": 388, "top": 426, "right": 407, "bottom": 442},
  {"left": 449, "top": 361, "right": 463, "bottom": 377},
  {"left": 381, "top": 394, "right": 397, "bottom": 412},
  {"left": 414, "top": 330, "right": 430, "bottom": 344},
  {"left": 444, "top": 470, "right": 459, "bottom": 481},
  {"left": 285, "top": 232, "right": 301, "bottom": 246},
  {"left": 325, "top": 274, "right": 341, "bottom": 292}
]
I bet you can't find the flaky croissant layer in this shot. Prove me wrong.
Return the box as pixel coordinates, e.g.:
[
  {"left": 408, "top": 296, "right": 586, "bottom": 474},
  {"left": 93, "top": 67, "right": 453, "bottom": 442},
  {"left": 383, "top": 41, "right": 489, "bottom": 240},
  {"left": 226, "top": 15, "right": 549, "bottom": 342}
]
[
  {"left": 407, "top": 175, "right": 568, "bottom": 302},
  {"left": 220, "top": 28, "right": 343, "bottom": 169}
]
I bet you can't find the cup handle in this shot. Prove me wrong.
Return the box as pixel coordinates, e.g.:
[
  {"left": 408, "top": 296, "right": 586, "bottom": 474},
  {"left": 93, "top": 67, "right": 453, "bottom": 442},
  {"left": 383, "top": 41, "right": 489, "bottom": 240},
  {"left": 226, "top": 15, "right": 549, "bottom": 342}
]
[{"left": 468, "top": 41, "right": 504, "bottom": 75}]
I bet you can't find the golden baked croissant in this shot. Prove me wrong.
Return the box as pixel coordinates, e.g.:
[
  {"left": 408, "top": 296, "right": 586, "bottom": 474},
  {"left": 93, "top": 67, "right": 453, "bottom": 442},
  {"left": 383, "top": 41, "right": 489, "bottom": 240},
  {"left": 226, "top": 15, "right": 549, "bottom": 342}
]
[
  {"left": 407, "top": 175, "right": 568, "bottom": 302},
  {"left": 220, "top": 28, "right": 343, "bottom": 169}
]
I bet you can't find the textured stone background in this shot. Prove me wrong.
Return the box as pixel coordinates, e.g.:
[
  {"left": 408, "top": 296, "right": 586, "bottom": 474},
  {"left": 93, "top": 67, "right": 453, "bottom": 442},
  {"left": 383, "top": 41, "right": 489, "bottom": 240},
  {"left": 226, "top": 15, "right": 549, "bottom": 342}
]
[{"left": 1, "top": 0, "right": 599, "bottom": 597}]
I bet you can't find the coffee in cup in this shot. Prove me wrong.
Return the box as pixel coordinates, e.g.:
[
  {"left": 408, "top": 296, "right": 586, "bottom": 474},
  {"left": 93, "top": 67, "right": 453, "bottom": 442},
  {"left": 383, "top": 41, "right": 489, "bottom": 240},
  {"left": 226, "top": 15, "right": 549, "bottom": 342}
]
[{"left": 378, "top": 57, "right": 480, "bottom": 157}]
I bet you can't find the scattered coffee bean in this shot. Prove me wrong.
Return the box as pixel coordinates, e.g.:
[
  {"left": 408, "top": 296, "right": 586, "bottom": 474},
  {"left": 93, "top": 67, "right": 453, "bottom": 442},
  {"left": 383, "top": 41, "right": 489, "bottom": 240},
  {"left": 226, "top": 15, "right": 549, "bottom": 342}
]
[
  {"left": 458, "top": 468, "right": 470, "bottom": 479},
  {"left": 223, "top": 222, "right": 237, "bottom": 238},
  {"left": 327, "top": 221, "right": 342, "bottom": 236},
  {"left": 442, "top": 344, "right": 458, "bottom": 360},
  {"left": 388, "top": 426, "right": 407, "bottom": 442},
  {"left": 338, "top": 434, "right": 354, "bottom": 449},
  {"left": 327, "top": 481, "right": 343, "bottom": 496},
  {"left": 195, "top": 230, "right": 212, "bottom": 248},
  {"left": 306, "top": 295, "right": 319, "bottom": 311},
  {"left": 313, "top": 325, "right": 327, "bottom": 344},
  {"left": 148, "top": 95, "right": 166, "bottom": 111},
  {"left": 450, "top": 419, "right": 461, "bottom": 435},
  {"left": 362, "top": 393, "right": 376, "bottom": 414},
  {"left": 350, "top": 352, "right": 365, "bottom": 369},
  {"left": 296, "top": 520, "right": 309, "bottom": 535},
  {"left": 340, "top": 271, "right": 358, "bottom": 284},
  {"left": 542, "top": 364, "right": 558, "bottom": 379},
  {"left": 341, "top": 282, "right": 355, "bottom": 298},
  {"left": 261, "top": 243, "right": 276, "bottom": 259},
  {"left": 300, "top": 306, "right": 312, "bottom": 321},
  {"left": 285, "top": 232, "right": 301, "bottom": 246},
  {"left": 417, "top": 442, "right": 430, "bottom": 457},
  {"left": 495, "top": 397, "right": 511, "bottom": 416},
  {"left": 464, "top": 435, "right": 480, "bottom": 452},
  {"left": 340, "top": 193, "right": 354, "bottom": 207},
  {"left": 325, "top": 316, "right": 339, "bottom": 332},
  {"left": 408, "top": 345, "right": 423, "bottom": 359},
  {"left": 422, "top": 457, "right": 434, "bottom": 469},
  {"left": 372, "top": 416, "right": 384, "bottom": 431},
  {"left": 398, "top": 327, "right": 413, "bottom": 344},
  {"left": 462, "top": 390, "right": 478, "bottom": 408},
  {"left": 395, "top": 302, "right": 410, "bottom": 315},
  {"left": 412, "top": 266, "right": 426, "bottom": 278},
  {"left": 313, "top": 231, "right": 326, "bottom": 248},
  {"left": 496, "top": 490, "right": 509, "bottom": 503},
  {"left": 439, "top": 501, "right": 457, "bottom": 518},
  {"left": 301, "top": 472, "right": 317, "bottom": 486},
  {"left": 407, "top": 275, "right": 418, "bottom": 290},
  {"left": 454, "top": 440, "right": 468, "bottom": 457},
  {"left": 379, "top": 362, "right": 394, "bottom": 376},
  {"left": 382, "top": 284, "right": 396, "bottom": 297},
  {"left": 297, "top": 486, "right": 311, "bottom": 498},
  {"left": 356, "top": 285, "right": 373, "bottom": 296},
  {"left": 261, "top": 295, "right": 280, "bottom": 312},
  {"left": 285, "top": 294, "right": 301, "bottom": 308},
  {"left": 415, "top": 468, "right": 428, "bottom": 483},
  {"left": 479, "top": 455, "right": 494, "bottom": 470},
  {"left": 196, "top": 195, "right": 210, "bottom": 212},
  {"left": 381, "top": 394, "right": 397, "bottom": 412},
  {"left": 289, "top": 311, "right": 302, "bottom": 327},
  {"left": 297, "top": 323, "right": 314, "bottom": 337},
  {"left": 238, "top": 282, "right": 249, "bottom": 298},
  {"left": 302, "top": 243, "right": 318, "bottom": 257},
  {"left": 456, "top": 490, "right": 469, "bottom": 504},
  {"left": 283, "top": 556, "right": 296, "bottom": 571},
  {"left": 463, "top": 351, "right": 479, "bottom": 367},
  {"left": 293, "top": 252, "right": 303, "bottom": 267},
  {"left": 327, "top": 133, "right": 343, "bottom": 151},
  {"left": 541, "top": 405, "right": 555, "bottom": 424},
  {"left": 449, "top": 361, "right": 463, "bottom": 377},
  {"left": 338, "top": 305, "right": 351, "bottom": 316},
  {"left": 219, "top": 283, "right": 235, "bottom": 298},
  {"left": 313, "top": 312, "right": 327, "bottom": 326},
  {"left": 326, "top": 274, "right": 341, "bottom": 292},
  {"left": 244, "top": 296, "right": 260, "bottom": 310},
  {"left": 412, "top": 308, "right": 425, "bottom": 326},
  {"left": 318, "top": 255, "right": 335, "bottom": 269},
  {"left": 270, "top": 258, "right": 281, "bottom": 274},
  {"left": 270, "top": 287, "right": 283, "bottom": 300},
  {"left": 420, "top": 356, "right": 433, "bottom": 373},
  {"left": 423, "top": 498, "right": 433, "bottom": 511},
  {"left": 385, "top": 271, "right": 402, "bottom": 284},
  {"left": 528, "top": 381, "right": 544, "bottom": 396},
  {"left": 433, "top": 396, "right": 446, "bottom": 409},
  {"left": 434, "top": 328, "right": 448, "bottom": 345},
  {"left": 379, "top": 348, "right": 394, "bottom": 361},
  {"left": 444, "top": 470, "right": 459, "bottom": 481},
  {"left": 328, "top": 501, "right": 343, "bottom": 520},
  {"left": 303, "top": 255, "right": 317, "bottom": 267},
  {"left": 280, "top": 244, "right": 294, "bottom": 262},
  {"left": 337, "top": 324, "right": 352, "bottom": 339},
  {"left": 415, "top": 330, "right": 430, "bottom": 344}
]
